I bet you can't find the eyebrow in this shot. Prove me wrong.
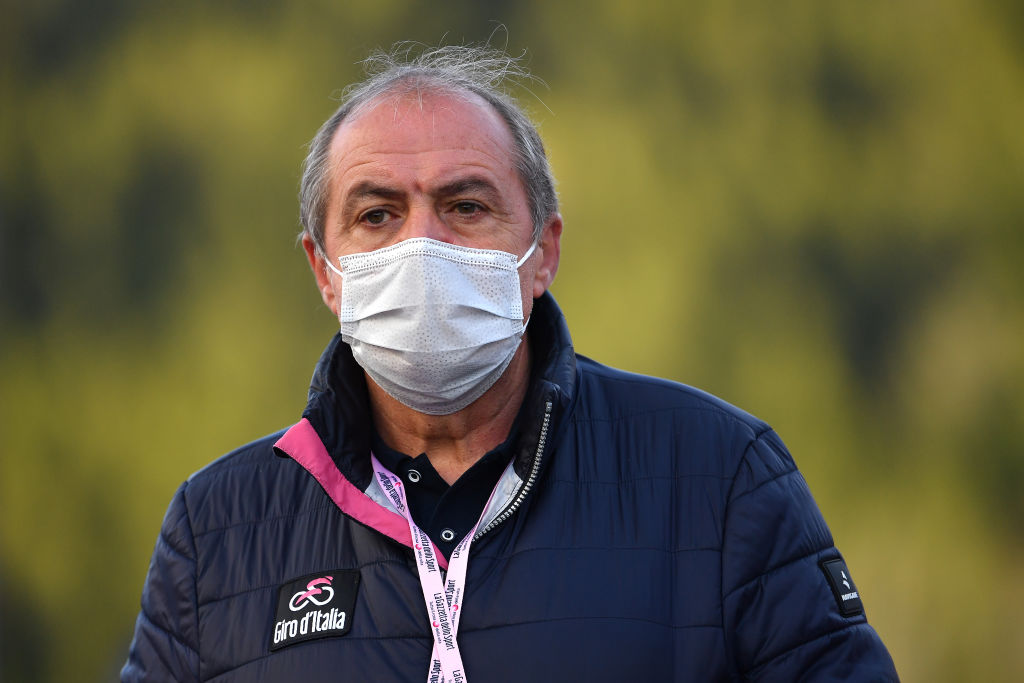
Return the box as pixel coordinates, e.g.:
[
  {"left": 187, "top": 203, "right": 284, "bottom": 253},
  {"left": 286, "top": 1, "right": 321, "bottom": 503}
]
[
  {"left": 341, "top": 176, "right": 507, "bottom": 221},
  {"left": 341, "top": 181, "right": 405, "bottom": 221},
  {"left": 434, "top": 177, "right": 504, "bottom": 204}
]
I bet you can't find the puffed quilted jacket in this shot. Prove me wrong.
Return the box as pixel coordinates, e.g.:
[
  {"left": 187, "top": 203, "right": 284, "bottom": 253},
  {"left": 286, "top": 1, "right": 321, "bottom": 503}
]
[{"left": 122, "top": 292, "right": 898, "bottom": 681}]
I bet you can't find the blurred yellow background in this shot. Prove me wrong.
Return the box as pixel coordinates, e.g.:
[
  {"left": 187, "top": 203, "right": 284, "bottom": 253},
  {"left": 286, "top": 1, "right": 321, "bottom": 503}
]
[{"left": 2, "top": 2, "right": 1022, "bottom": 680}]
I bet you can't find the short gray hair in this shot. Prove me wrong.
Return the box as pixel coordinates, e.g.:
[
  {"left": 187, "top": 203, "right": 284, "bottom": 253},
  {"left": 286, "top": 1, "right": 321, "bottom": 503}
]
[{"left": 299, "top": 43, "right": 558, "bottom": 252}]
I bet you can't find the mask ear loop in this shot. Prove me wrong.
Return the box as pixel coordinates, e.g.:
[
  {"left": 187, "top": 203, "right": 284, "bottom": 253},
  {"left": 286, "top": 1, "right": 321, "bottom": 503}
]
[
  {"left": 516, "top": 237, "right": 539, "bottom": 268},
  {"left": 318, "top": 251, "right": 345, "bottom": 321},
  {"left": 322, "top": 253, "right": 344, "bottom": 278},
  {"left": 515, "top": 237, "right": 542, "bottom": 334}
]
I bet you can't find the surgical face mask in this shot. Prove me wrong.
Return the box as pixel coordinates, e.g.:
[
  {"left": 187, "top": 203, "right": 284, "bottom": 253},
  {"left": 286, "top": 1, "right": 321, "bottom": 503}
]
[{"left": 324, "top": 237, "right": 538, "bottom": 415}]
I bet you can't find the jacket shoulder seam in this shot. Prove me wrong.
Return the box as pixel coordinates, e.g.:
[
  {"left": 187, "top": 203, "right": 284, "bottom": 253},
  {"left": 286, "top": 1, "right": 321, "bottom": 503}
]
[
  {"left": 177, "top": 480, "right": 204, "bottom": 671},
  {"left": 726, "top": 465, "right": 799, "bottom": 508},
  {"left": 721, "top": 544, "right": 825, "bottom": 603},
  {"left": 722, "top": 426, "right": 777, "bottom": 505},
  {"left": 719, "top": 426, "right": 777, "bottom": 675},
  {"left": 158, "top": 528, "right": 196, "bottom": 564}
]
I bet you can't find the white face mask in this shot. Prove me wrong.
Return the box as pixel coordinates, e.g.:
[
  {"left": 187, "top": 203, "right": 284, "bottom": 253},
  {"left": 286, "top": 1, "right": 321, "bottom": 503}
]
[{"left": 324, "top": 237, "right": 538, "bottom": 415}]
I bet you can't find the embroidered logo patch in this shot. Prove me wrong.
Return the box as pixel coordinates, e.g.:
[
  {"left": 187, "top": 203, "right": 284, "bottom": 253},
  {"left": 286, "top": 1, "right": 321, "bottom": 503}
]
[
  {"left": 270, "top": 570, "right": 360, "bottom": 651},
  {"left": 820, "top": 557, "right": 864, "bottom": 617}
]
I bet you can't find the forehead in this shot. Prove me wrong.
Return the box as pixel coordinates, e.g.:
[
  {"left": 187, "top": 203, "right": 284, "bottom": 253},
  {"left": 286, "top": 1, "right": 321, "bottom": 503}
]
[{"left": 326, "top": 89, "right": 520, "bottom": 189}]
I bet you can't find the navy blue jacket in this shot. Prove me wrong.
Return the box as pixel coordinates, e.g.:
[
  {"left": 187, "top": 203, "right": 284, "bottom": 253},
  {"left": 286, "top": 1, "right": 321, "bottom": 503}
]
[{"left": 122, "top": 293, "right": 898, "bottom": 681}]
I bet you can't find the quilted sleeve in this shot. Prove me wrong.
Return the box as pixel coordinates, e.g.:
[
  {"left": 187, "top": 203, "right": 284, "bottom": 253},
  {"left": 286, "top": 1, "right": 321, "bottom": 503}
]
[
  {"left": 121, "top": 482, "right": 201, "bottom": 682},
  {"left": 721, "top": 429, "right": 899, "bottom": 682}
]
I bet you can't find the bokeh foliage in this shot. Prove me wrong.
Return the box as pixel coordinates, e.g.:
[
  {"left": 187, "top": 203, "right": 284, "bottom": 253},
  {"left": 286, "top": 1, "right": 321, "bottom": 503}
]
[{"left": 2, "top": 1, "right": 1022, "bottom": 680}]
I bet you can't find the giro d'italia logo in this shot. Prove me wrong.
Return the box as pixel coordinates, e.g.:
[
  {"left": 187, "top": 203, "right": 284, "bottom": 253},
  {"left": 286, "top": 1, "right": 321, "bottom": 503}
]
[
  {"left": 289, "top": 576, "right": 335, "bottom": 611},
  {"left": 270, "top": 569, "right": 360, "bottom": 651}
]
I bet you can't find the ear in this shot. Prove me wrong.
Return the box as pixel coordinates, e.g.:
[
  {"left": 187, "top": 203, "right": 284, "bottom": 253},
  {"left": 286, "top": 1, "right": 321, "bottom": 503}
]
[
  {"left": 302, "top": 234, "right": 340, "bottom": 316},
  {"left": 531, "top": 213, "right": 563, "bottom": 298}
]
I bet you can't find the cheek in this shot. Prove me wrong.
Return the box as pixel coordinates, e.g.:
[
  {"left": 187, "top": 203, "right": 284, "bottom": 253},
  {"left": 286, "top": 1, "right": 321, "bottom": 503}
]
[
  {"left": 325, "top": 274, "right": 344, "bottom": 317},
  {"left": 518, "top": 265, "right": 536, "bottom": 319}
]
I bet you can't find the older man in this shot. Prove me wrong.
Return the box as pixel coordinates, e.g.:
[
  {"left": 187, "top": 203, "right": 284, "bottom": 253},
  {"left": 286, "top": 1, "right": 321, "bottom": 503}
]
[{"left": 123, "top": 46, "right": 898, "bottom": 682}]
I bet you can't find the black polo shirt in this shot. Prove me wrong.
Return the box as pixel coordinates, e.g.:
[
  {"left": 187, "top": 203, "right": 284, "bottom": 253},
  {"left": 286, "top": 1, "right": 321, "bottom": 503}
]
[{"left": 371, "top": 415, "right": 522, "bottom": 561}]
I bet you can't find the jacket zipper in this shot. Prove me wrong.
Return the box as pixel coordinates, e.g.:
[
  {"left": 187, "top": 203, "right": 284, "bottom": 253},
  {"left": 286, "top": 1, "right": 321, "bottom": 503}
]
[{"left": 473, "top": 400, "right": 553, "bottom": 541}]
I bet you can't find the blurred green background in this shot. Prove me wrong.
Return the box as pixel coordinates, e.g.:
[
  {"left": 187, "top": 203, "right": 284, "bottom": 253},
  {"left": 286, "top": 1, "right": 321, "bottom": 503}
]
[{"left": 2, "top": 1, "right": 1022, "bottom": 680}]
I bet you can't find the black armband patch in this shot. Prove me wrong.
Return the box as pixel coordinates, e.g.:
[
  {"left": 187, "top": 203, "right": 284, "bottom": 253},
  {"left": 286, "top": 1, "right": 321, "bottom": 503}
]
[{"left": 820, "top": 557, "right": 865, "bottom": 617}]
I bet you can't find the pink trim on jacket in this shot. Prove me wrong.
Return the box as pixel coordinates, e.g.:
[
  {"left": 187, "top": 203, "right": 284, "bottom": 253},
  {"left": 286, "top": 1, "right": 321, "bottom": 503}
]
[{"left": 275, "top": 418, "right": 450, "bottom": 570}]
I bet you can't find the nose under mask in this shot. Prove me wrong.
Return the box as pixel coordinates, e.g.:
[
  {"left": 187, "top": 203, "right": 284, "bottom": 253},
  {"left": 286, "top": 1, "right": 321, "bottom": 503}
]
[{"left": 324, "top": 237, "right": 537, "bottom": 414}]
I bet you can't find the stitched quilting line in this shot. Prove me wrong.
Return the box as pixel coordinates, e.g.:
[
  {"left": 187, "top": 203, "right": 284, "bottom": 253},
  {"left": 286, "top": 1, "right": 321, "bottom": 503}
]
[{"left": 203, "top": 617, "right": 724, "bottom": 682}]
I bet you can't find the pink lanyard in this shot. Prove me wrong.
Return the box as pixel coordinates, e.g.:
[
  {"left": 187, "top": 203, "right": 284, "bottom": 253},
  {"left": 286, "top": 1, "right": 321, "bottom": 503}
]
[{"left": 371, "top": 454, "right": 512, "bottom": 683}]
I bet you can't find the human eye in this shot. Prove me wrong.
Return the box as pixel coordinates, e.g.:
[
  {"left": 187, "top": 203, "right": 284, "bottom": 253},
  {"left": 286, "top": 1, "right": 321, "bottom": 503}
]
[
  {"left": 451, "top": 201, "right": 485, "bottom": 217},
  {"left": 359, "top": 208, "right": 393, "bottom": 226}
]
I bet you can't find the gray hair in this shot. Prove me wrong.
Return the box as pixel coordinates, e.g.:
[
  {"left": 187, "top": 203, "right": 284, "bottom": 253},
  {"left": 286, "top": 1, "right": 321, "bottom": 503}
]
[{"left": 299, "top": 43, "right": 558, "bottom": 252}]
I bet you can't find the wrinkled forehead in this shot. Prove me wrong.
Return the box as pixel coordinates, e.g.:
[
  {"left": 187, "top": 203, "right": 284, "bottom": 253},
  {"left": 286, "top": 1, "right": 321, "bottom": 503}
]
[{"left": 328, "top": 86, "right": 517, "bottom": 165}]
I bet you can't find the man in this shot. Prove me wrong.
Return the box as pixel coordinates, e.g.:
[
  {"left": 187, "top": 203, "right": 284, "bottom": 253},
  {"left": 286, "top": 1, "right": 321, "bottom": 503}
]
[{"left": 123, "top": 45, "right": 898, "bottom": 681}]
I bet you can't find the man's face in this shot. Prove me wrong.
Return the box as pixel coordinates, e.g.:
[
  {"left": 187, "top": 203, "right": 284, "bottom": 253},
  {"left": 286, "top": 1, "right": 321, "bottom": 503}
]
[{"left": 303, "top": 89, "right": 560, "bottom": 321}]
